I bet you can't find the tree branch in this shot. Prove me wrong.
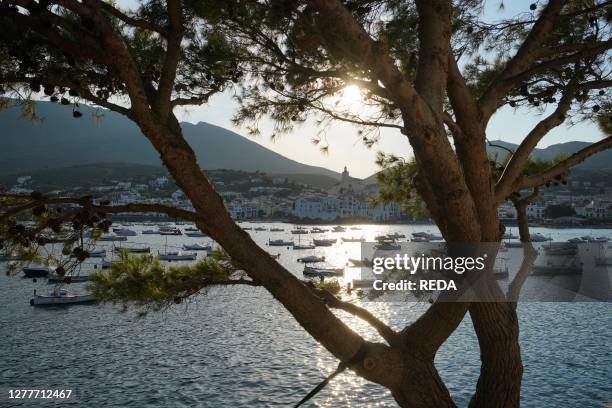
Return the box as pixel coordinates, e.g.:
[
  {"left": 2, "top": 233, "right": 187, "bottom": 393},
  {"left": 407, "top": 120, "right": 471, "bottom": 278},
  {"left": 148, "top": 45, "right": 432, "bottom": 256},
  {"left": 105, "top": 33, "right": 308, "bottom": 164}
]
[
  {"left": 521, "top": 137, "right": 612, "bottom": 188},
  {"left": 495, "top": 87, "right": 575, "bottom": 201},
  {"left": 479, "top": 0, "right": 565, "bottom": 121}
]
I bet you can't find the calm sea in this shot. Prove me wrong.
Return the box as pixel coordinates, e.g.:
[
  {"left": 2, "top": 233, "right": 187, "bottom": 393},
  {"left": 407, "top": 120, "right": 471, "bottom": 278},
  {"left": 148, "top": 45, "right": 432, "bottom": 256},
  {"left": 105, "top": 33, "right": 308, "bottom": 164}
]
[{"left": 1, "top": 223, "right": 610, "bottom": 407}]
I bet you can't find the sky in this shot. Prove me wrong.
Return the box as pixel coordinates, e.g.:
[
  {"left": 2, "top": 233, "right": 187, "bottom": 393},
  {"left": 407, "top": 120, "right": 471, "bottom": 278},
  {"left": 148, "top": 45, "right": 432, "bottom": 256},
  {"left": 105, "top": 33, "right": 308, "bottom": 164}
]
[{"left": 129, "top": 1, "right": 606, "bottom": 178}]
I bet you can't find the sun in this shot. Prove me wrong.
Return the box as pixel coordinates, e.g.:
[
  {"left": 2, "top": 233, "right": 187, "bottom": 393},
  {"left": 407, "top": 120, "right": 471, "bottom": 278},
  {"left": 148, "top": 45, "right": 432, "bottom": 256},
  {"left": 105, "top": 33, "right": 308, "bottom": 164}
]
[{"left": 338, "top": 84, "right": 365, "bottom": 113}]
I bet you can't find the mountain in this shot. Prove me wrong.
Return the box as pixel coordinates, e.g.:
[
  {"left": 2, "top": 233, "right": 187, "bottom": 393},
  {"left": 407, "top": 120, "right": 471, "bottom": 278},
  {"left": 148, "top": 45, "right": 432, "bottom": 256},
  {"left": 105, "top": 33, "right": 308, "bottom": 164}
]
[
  {"left": 0, "top": 100, "right": 341, "bottom": 178},
  {"left": 487, "top": 140, "right": 612, "bottom": 170}
]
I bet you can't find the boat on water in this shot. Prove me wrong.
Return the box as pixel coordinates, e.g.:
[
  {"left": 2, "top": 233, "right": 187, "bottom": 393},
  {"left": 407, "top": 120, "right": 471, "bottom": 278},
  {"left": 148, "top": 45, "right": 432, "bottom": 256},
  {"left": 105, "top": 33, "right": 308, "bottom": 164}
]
[
  {"left": 30, "top": 289, "right": 96, "bottom": 306},
  {"left": 254, "top": 227, "right": 267, "bottom": 231},
  {"left": 157, "top": 251, "right": 197, "bottom": 261},
  {"left": 70, "top": 248, "right": 106, "bottom": 258},
  {"left": 185, "top": 231, "right": 206, "bottom": 237},
  {"left": 386, "top": 232, "right": 406, "bottom": 239},
  {"left": 375, "top": 241, "right": 401, "bottom": 250},
  {"left": 291, "top": 229, "right": 309, "bottom": 235},
  {"left": 412, "top": 232, "right": 443, "bottom": 241},
  {"left": 568, "top": 237, "right": 584, "bottom": 243},
  {"left": 242, "top": 227, "right": 253, "bottom": 231},
  {"left": 113, "top": 228, "right": 137, "bottom": 237},
  {"left": 313, "top": 238, "right": 336, "bottom": 247},
  {"left": 142, "top": 229, "right": 159, "bottom": 235},
  {"left": 114, "top": 245, "right": 151, "bottom": 254},
  {"left": 503, "top": 232, "right": 518, "bottom": 239},
  {"left": 182, "top": 243, "right": 212, "bottom": 251},
  {"left": 298, "top": 255, "right": 325, "bottom": 263},
  {"left": 341, "top": 237, "right": 365, "bottom": 243},
  {"left": 184, "top": 227, "right": 199, "bottom": 232},
  {"left": 303, "top": 266, "right": 344, "bottom": 277},
  {"left": 23, "top": 265, "right": 54, "bottom": 278},
  {"left": 98, "top": 234, "right": 128, "bottom": 242},
  {"left": 586, "top": 236, "right": 610, "bottom": 243},
  {"left": 270, "top": 228, "right": 284, "bottom": 232},
  {"left": 159, "top": 229, "right": 182, "bottom": 236},
  {"left": 268, "top": 239, "right": 294, "bottom": 246},
  {"left": 293, "top": 243, "right": 315, "bottom": 250},
  {"left": 310, "top": 227, "right": 328, "bottom": 233},
  {"left": 332, "top": 226, "right": 346, "bottom": 232},
  {"left": 350, "top": 227, "right": 362, "bottom": 230},
  {"left": 531, "top": 233, "right": 552, "bottom": 242}
]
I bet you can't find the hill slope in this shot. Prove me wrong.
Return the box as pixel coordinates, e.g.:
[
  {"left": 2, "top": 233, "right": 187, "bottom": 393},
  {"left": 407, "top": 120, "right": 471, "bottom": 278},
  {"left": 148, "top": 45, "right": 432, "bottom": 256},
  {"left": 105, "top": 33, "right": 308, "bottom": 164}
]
[
  {"left": 0, "top": 100, "right": 340, "bottom": 178},
  {"left": 487, "top": 140, "right": 612, "bottom": 170}
]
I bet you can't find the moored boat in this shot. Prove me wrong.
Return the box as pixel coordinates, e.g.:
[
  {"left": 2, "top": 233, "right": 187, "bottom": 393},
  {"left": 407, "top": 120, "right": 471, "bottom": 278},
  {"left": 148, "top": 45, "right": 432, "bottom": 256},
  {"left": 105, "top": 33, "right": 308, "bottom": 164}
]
[
  {"left": 313, "top": 238, "right": 336, "bottom": 247},
  {"left": 270, "top": 228, "right": 284, "bottom": 232},
  {"left": 341, "top": 237, "right": 365, "bottom": 243},
  {"left": 185, "top": 231, "right": 206, "bottom": 237},
  {"left": 298, "top": 255, "right": 325, "bottom": 263},
  {"left": 159, "top": 229, "right": 182, "bottom": 236},
  {"left": 293, "top": 243, "right": 315, "bottom": 250},
  {"left": 113, "top": 228, "right": 137, "bottom": 236},
  {"left": 268, "top": 239, "right": 294, "bottom": 246},
  {"left": 30, "top": 289, "right": 96, "bottom": 306},
  {"left": 182, "top": 243, "right": 212, "bottom": 251},
  {"left": 332, "top": 226, "right": 346, "bottom": 232},
  {"left": 23, "top": 265, "right": 54, "bottom": 278},
  {"left": 157, "top": 251, "right": 197, "bottom": 261},
  {"left": 303, "top": 266, "right": 344, "bottom": 277},
  {"left": 98, "top": 234, "right": 127, "bottom": 242}
]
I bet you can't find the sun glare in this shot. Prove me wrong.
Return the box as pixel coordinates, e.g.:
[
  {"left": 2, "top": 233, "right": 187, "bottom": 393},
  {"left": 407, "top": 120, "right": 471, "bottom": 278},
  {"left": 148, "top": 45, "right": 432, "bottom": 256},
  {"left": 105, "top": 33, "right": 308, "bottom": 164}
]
[{"left": 338, "top": 84, "right": 365, "bottom": 113}]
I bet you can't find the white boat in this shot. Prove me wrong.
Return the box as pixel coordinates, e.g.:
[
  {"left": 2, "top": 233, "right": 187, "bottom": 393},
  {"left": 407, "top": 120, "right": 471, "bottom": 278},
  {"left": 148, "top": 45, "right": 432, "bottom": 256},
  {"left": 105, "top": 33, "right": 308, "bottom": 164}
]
[
  {"left": 531, "top": 233, "right": 552, "bottom": 242},
  {"left": 47, "top": 273, "right": 91, "bottom": 283},
  {"left": 70, "top": 248, "right": 106, "bottom": 258},
  {"left": 303, "top": 266, "right": 344, "bottom": 277},
  {"left": 412, "top": 232, "right": 443, "bottom": 241},
  {"left": 182, "top": 243, "right": 212, "bottom": 251},
  {"left": 375, "top": 241, "right": 401, "bottom": 250},
  {"left": 310, "top": 227, "right": 328, "bottom": 233},
  {"left": 184, "top": 227, "right": 199, "bottom": 232},
  {"left": 157, "top": 251, "right": 197, "bottom": 261},
  {"left": 98, "top": 234, "right": 127, "bottom": 242},
  {"left": 291, "top": 229, "right": 309, "bottom": 235},
  {"left": 159, "top": 229, "right": 182, "bottom": 236},
  {"left": 568, "top": 237, "right": 584, "bottom": 243},
  {"left": 113, "top": 228, "right": 137, "bottom": 236},
  {"left": 332, "top": 226, "right": 346, "bottom": 232},
  {"left": 386, "top": 232, "right": 406, "bottom": 239},
  {"left": 313, "top": 238, "right": 336, "bottom": 247},
  {"left": 268, "top": 239, "right": 294, "bottom": 246},
  {"left": 503, "top": 232, "right": 518, "bottom": 239},
  {"left": 298, "top": 255, "right": 325, "bottom": 263},
  {"left": 30, "top": 289, "right": 96, "bottom": 306},
  {"left": 293, "top": 243, "right": 316, "bottom": 250},
  {"left": 341, "top": 237, "right": 365, "bottom": 243}
]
